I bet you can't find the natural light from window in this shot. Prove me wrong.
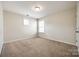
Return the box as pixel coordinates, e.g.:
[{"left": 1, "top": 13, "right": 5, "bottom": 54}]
[
  {"left": 39, "top": 20, "right": 44, "bottom": 32},
  {"left": 24, "top": 19, "right": 29, "bottom": 25}
]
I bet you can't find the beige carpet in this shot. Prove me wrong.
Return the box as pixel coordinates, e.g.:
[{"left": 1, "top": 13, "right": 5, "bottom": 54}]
[{"left": 0, "top": 37, "right": 79, "bottom": 57}]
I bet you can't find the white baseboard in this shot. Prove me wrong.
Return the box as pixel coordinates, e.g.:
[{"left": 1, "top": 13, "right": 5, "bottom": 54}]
[
  {"left": 39, "top": 33, "right": 76, "bottom": 46},
  {"left": 4, "top": 34, "right": 36, "bottom": 44}
]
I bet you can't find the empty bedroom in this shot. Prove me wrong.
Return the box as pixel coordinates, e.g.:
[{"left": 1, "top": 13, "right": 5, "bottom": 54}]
[{"left": 0, "top": 1, "right": 79, "bottom": 57}]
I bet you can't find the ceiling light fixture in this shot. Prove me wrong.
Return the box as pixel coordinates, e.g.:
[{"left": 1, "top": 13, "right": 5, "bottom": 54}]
[
  {"left": 35, "top": 7, "right": 40, "bottom": 11},
  {"left": 26, "top": 14, "right": 29, "bottom": 16}
]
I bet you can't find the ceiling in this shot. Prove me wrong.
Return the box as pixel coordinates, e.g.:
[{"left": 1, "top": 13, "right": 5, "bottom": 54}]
[{"left": 2, "top": 1, "right": 76, "bottom": 18}]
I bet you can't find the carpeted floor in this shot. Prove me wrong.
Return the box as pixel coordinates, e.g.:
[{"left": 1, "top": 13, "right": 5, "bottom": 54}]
[{"left": 0, "top": 37, "right": 79, "bottom": 57}]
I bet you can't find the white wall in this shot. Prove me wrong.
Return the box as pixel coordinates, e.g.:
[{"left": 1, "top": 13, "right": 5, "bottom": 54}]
[
  {"left": 4, "top": 10, "right": 37, "bottom": 43},
  {"left": 0, "top": 2, "right": 3, "bottom": 54},
  {"left": 39, "top": 8, "right": 76, "bottom": 45}
]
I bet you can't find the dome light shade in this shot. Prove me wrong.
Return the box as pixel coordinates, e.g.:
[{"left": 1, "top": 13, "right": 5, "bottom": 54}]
[{"left": 35, "top": 7, "right": 40, "bottom": 11}]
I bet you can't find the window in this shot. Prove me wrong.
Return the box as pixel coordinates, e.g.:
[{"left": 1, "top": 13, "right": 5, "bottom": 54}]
[
  {"left": 24, "top": 19, "right": 29, "bottom": 25},
  {"left": 39, "top": 20, "right": 44, "bottom": 32}
]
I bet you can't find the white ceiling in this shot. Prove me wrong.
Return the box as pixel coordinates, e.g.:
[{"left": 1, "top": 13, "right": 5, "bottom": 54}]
[{"left": 2, "top": 1, "right": 76, "bottom": 18}]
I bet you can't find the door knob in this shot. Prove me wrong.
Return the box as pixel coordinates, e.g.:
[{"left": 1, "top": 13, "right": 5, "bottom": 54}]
[{"left": 76, "top": 31, "right": 79, "bottom": 33}]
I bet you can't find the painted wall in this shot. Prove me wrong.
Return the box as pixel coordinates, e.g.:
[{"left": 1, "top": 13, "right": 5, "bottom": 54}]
[
  {"left": 4, "top": 10, "right": 37, "bottom": 43},
  {"left": 0, "top": 2, "right": 3, "bottom": 54},
  {"left": 39, "top": 8, "right": 76, "bottom": 45}
]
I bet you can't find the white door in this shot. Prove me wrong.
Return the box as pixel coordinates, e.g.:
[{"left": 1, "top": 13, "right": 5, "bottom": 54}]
[{"left": 76, "top": 2, "right": 79, "bottom": 54}]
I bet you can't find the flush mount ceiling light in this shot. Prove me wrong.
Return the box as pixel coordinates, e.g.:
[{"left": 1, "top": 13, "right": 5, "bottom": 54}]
[
  {"left": 26, "top": 14, "right": 29, "bottom": 16},
  {"left": 32, "top": 5, "right": 43, "bottom": 12},
  {"left": 35, "top": 6, "right": 40, "bottom": 11}
]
